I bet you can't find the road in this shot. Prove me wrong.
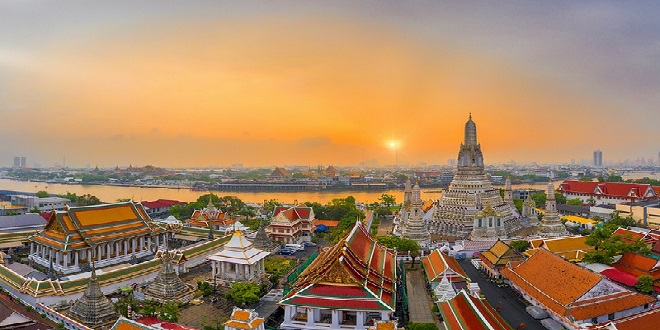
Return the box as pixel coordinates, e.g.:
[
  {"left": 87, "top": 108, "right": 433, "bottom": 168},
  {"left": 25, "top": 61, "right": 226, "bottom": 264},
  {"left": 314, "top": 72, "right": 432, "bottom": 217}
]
[
  {"left": 405, "top": 268, "right": 440, "bottom": 325},
  {"left": 457, "top": 259, "right": 545, "bottom": 330}
]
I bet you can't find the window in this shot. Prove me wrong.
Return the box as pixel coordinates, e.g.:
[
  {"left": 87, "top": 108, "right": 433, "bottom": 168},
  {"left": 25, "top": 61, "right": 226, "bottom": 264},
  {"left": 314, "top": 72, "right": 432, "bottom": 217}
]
[{"left": 608, "top": 313, "right": 615, "bottom": 321}]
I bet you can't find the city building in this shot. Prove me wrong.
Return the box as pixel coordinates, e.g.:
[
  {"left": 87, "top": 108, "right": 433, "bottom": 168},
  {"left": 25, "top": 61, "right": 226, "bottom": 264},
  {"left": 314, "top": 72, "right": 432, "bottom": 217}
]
[
  {"left": 438, "top": 290, "right": 512, "bottom": 330},
  {"left": 594, "top": 150, "right": 603, "bottom": 167},
  {"left": 615, "top": 200, "right": 660, "bottom": 228},
  {"left": 0, "top": 201, "right": 27, "bottom": 215},
  {"left": 557, "top": 181, "right": 658, "bottom": 205},
  {"left": 429, "top": 115, "right": 521, "bottom": 239},
  {"left": 67, "top": 266, "right": 119, "bottom": 329},
  {"left": 280, "top": 222, "right": 396, "bottom": 329},
  {"left": 267, "top": 204, "right": 316, "bottom": 243},
  {"left": 10, "top": 195, "right": 70, "bottom": 212},
  {"left": 28, "top": 201, "right": 166, "bottom": 274},
  {"left": 502, "top": 249, "right": 655, "bottom": 328},
  {"left": 224, "top": 307, "right": 266, "bottom": 330},
  {"left": 0, "top": 213, "right": 46, "bottom": 233},
  {"left": 537, "top": 181, "right": 569, "bottom": 237},
  {"left": 141, "top": 199, "right": 185, "bottom": 219},
  {"left": 584, "top": 308, "right": 660, "bottom": 330},
  {"left": 207, "top": 230, "right": 269, "bottom": 284},
  {"left": 13, "top": 157, "right": 20, "bottom": 168}
]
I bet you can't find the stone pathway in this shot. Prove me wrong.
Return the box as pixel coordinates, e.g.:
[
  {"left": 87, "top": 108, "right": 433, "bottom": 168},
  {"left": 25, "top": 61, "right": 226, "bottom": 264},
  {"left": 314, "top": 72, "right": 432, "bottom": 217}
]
[{"left": 405, "top": 268, "right": 438, "bottom": 325}]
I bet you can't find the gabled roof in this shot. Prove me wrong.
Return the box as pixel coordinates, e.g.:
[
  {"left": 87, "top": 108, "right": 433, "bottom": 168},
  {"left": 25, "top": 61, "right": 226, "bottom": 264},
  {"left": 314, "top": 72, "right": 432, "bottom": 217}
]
[
  {"left": 537, "top": 236, "right": 594, "bottom": 262},
  {"left": 269, "top": 167, "right": 290, "bottom": 177},
  {"left": 613, "top": 228, "right": 646, "bottom": 244},
  {"left": 224, "top": 307, "right": 265, "bottom": 330},
  {"left": 502, "top": 249, "right": 655, "bottom": 321},
  {"left": 611, "top": 252, "right": 660, "bottom": 281},
  {"left": 207, "top": 230, "right": 270, "bottom": 265},
  {"left": 140, "top": 199, "right": 185, "bottom": 209},
  {"left": 479, "top": 240, "right": 522, "bottom": 268},
  {"left": 558, "top": 180, "right": 657, "bottom": 200},
  {"left": 272, "top": 205, "right": 312, "bottom": 221},
  {"left": 280, "top": 222, "right": 396, "bottom": 311},
  {"left": 438, "top": 290, "right": 512, "bottom": 330},
  {"left": 29, "top": 202, "right": 162, "bottom": 251},
  {"left": 422, "top": 250, "right": 469, "bottom": 283}
]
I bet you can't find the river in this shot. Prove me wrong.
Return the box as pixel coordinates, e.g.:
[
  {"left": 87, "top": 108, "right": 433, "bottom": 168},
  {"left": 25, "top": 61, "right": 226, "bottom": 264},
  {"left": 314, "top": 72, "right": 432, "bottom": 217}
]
[{"left": 0, "top": 178, "right": 559, "bottom": 205}]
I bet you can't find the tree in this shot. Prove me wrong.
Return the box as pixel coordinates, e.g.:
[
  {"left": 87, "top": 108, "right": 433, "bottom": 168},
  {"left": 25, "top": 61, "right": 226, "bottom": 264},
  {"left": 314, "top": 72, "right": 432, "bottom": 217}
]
[
  {"left": 263, "top": 199, "right": 282, "bottom": 213},
  {"left": 583, "top": 213, "right": 650, "bottom": 264},
  {"left": 116, "top": 198, "right": 131, "bottom": 202},
  {"left": 29, "top": 206, "right": 40, "bottom": 213},
  {"left": 567, "top": 198, "right": 583, "bottom": 206},
  {"left": 510, "top": 240, "right": 530, "bottom": 252},
  {"left": 35, "top": 190, "right": 49, "bottom": 198},
  {"left": 398, "top": 238, "right": 421, "bottom": 266},
  {"left": 586, "top": 197, "right": 597, "bottom": 206},
  {"left": 531, "top": 193, "right": 546, "bottom": 207},
  {"left": 513, "top": 198, "right": 523, "bottom": 212},
  {"left": 376, "top": 236, "right": 402, "bottom": 249},
  {"left": 406, "top": 322, "right": 439, "bottom": 330},
  {"left": 635, "top": 275, "right": 654, "bottom": 293},
  {"left": 554, "top": 192, "right": 567, "bottom": 204},
  {"left": 227, "top": 282, "right": 261, "bottom": 305},
  {"left": 379, "top": 194, "right": 396, "bottom": 209},
  {"left": 76, "top": 194, "right": 102, "bottom": 206}
]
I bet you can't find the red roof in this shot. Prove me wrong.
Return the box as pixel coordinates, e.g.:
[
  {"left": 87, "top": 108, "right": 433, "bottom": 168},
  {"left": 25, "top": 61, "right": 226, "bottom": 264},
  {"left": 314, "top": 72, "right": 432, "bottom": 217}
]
[
  {"left": 439, "top": 290, "right": 512, "bottom": 330},
  {"left": 141, "top": 199, "right": 185, "bottom": 209},
  {"left": 601, "top": 268, "right": 639, "bottom": 286},
  {"left": 422, "top": 249, "right": 469, "bottom": 282},
  {"left": 558, "top": 180, "right": 657, "bottom": 200},
  {"left": 136, "top": 317, "right": 198, "bottom": 330},
  {"left": 273, "top": 206, "right": 312, "bottom": 220}
]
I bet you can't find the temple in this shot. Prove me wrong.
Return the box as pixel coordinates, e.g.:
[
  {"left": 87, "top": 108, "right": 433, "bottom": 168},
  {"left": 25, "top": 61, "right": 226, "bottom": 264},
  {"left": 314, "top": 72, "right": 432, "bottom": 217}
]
[
  {"left": 279, "top": 222, "right": 397, "bottom": 329},
  {"left": 400, "top": 182, "right": 431, "bottom": 245},
  {"left": 143, "top": 249, "right": 195, "bottom": 304},
  {"left": 267, "top": 205, "right": 316, "bottom": 243},
  {"left": 67, "top": 265, "right": 119, "bottom": 329},
  {"left": 208, "top": 230, "right": 270, "bottom": 283},
  {"left": 429, "top": 115, "right": 521, "bottom": 239},
  {"left": 224, "top": 307, "right": 266, "bottom": 330},
  {"left": 28, "top": 201, "right": 166, "bottom": 275},
  {"left": 537, "top": 181, "right": 569, "bottom": 237},
  {"left": 250, "top": 221, "right": 279, "bottom": 253},
  {"left": 187, "top": 199, "right": 232, "bottom": 230}
]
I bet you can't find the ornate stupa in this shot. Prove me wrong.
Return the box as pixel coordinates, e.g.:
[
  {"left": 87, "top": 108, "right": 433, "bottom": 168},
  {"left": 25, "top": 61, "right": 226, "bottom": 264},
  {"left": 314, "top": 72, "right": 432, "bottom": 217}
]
[
  {"left": 143, "top": 233, "right": 195, "bottom": 304},
  {"left": 430, "top": 114, "right": 521, "bottom": 239},
  {"left": 251, "top": 220, "right": 278, "bottom": 252},
  {"left": 504, "top": 176, "right": 514, "bottom": 208},
  {"left": 538, "top": 181, "right": 569, "bottom": 237},
  {"left": 67, "top": 265, "right": 119, "bottom": 329},
  {"left": 401, "top": 182, "right": 431, "bottom": 244}
]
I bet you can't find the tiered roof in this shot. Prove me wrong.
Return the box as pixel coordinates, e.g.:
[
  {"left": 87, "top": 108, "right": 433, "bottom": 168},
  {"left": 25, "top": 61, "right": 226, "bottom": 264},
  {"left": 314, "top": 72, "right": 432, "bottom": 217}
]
[
  {"left": 188, "top": 200, "right": 231, "bottom": 228},
  {"left": 558, "top": 181, "right": 658, "bottom": 200},
  {"left": 208, "top": 230, "right": 270, "bottom": 265},
  {"left": 438, "top": 290, "right": 512, "bottom": 330},
  {"left": 526, "top": 236, "right": 594, "bottom": 262},
  {"left": 143, "top": 250, "right": 195, "bottom": 304},
  {"left": 502, "top": 249, "right": 655, "bottom": 322},
  {"left": 478, "top": 240, "right": 522, "bottom": 269},
  {"left": 224, "top": 307, "right": 265, "bottom": 330},
  {"left": 601, "top": 252, "right": 660, "bottom": 290},
  {"left": 280, "top": 222, "right": 396, "bottom": 311},
  {"left": 422, "top": 249, "right": 469, "bottom": 283},
  {"left": 272, "top": 205, "right": 313, "bottom": 224},
  {"left": 30, "top": 201, "right": 162, "bottom": 251},
  {"left": 67, "top": 267, "right": 119, "bottom": 328}
]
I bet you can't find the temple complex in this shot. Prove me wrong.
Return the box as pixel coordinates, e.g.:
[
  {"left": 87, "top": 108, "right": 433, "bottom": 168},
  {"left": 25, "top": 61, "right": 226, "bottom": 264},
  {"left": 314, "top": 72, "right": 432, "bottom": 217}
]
[
  {"left": 267, "top": 205, "right": 316, "bottom": 243},
  {"left": 207, "top": 230, "right": 270, "bottom": 283},
  {"left": 429, "top": 115, "right": 521, "bottom": 239},
  {"left": 280, "top": 222, "right": 397, "bottom": 329},
  {"left": 538, "top": 181, "right": 569, "bottom": 237},
  {"left": 67, "top": 265, "right": 119, "bottom": 329},
  {"left": 29, "top": 201, "right": 166, "bottom": 275},
  {"left": 400, "top": 182, "right": 431, "bottom": 245}
]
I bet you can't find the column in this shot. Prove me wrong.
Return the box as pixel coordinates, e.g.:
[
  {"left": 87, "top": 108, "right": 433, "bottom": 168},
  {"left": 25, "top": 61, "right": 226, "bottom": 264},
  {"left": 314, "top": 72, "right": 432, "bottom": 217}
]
[
  {"left": 381, "top": 312, "right": 390, "bottom": 321},
  {"left": 331, "top": 310, "right": 339, "bottom": 329},
  {"left": 249, "top": 264, "right": 254, "bottom": 280},
  {"left": 139, "top": 236, "right": 144, "bottom": 251},
  {"left": 314, "top": 309, "right": 321, "bottom": 322},
  {"left": 132, "top": 238, "right": 137, "bottom": 253},
  {"left": 74, "top": 251, "right": 79, "bottom": 267},
  {"left": 356, "top": 312, "right": 365, "bottom": 330},
  {"left": 106, "top": 244, "right": 111, "bottom": 261},
  {"left": 306, "top": 308, "right": 315, "bottom": 327},
  {"left": 283, "top": 306, "right": 293, "bottom": 325},
  {"left": 97, "top": 245, "right": 102, "bottom": 262},
  {"left": 30, "top": 243, "right": 34, "bottom": 255},
  {"left": 124, "top": 240, "right": 128, "bottom": 256},
  {"left": 63, "top": 253, "right": 69, "bottom": 268},
  {"left": 212, "top": 262, "right": 216, "bottom": 278},
  {"left": 55, "top": 251, "right": 61, "bottom": 268}
]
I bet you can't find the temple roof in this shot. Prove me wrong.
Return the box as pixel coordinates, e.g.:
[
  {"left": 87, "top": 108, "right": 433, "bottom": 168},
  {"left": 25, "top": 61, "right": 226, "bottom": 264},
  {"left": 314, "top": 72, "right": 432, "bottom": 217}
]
[
  {"left": 272, "top": 205, "right": 313, "bottom": 224},
  {"left": 67, "top": 267, "right": 119, "bottom": 328},
  {"left": 439, "top": 290, "right": 512, "bottom": 330},
  {"left": 558, "top": 180, "right": 657, "bottom": 200},
  {"left": 224, "top": 307, "right": 265, "bottom": 330},
  {"left": 280, "top": 222, "right": 396, "bottom": 311},
  {"left": 479, "top": 240, "right": 522, "bottom": 267},
  {"left": 501, "top": 249, "right": 655, "bottom": 321},
  {"left": 422, "top": 250, "right": 469, "bottom": 283},
  {"left": 207, "top": 230, "right": 270, "bottom": 265},
  {"left": 30, "top": 201, "right": 163, "bottom": 251}
]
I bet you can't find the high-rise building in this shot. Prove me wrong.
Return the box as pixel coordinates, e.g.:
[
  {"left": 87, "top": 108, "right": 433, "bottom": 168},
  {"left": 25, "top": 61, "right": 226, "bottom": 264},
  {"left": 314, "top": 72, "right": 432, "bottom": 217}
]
[
  {"left": 20, "top": 156, "right": 26, "bottom": 168},
  {"left": 13, "top": 157, "right": 20, "bottom": 167},
  {"left": 593, "top": 150, "right": 603, "bottom": 167}
]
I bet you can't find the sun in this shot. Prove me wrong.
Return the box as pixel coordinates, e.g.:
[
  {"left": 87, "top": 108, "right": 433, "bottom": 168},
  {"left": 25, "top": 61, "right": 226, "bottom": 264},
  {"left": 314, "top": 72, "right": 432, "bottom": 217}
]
[{"left": 387, "top": 141, "right": 398, "bottom": 149}]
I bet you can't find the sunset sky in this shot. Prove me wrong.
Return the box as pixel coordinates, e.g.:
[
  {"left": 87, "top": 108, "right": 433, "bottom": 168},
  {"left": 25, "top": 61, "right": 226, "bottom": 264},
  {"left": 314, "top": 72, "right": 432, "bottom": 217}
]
[{"left": 1, "top": 1, "right": 659, "bottom": 168}]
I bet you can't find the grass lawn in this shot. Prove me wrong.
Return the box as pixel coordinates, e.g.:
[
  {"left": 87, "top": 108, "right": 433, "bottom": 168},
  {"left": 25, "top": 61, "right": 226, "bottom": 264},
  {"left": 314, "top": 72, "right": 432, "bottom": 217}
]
[{"left": 264, "top": 256, "right": 295, "bottom": 277}]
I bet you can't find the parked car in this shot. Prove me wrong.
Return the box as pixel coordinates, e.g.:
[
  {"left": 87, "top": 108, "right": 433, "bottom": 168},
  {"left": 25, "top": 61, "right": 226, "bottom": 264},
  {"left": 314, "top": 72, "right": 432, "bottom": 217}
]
[
  {"left": 279, "top": 248, "right": 297, "bottom": 255},
  {"left": 302, "top": 241, "right": 317, "bottom": 247}
]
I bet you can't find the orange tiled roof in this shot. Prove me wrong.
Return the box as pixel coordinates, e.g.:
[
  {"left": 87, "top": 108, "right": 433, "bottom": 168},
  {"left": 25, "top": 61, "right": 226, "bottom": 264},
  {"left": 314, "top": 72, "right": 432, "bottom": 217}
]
[
  {"left": 29, "top": 202, "right": 162, "bottom": 251},
  {"left": 315, "top": 220, "right": 339, "bottom": 227},
  {"left": 612, "top": 252, "right": 660, "bottom": 281},
  {"left": 421, "top": 249, "right": 468, "bottom": 282},
  {"left": 541, "top": 236, "right": 592, "bottom": 253},
  {"left": 502, "top": 249, "right": 655, "bottom": 321},
  {"left": 481, "top": 240, "right": 522, "bottom": 266},
  {"left": 586, "top": 307, "right": 660, "bottom": 330}
]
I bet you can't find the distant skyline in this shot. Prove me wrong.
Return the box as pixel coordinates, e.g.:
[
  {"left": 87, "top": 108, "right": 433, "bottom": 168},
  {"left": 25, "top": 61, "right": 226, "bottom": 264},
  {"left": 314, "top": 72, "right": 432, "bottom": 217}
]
[{"left": 1, "top": 1, "right": 660, "bottom": 168}]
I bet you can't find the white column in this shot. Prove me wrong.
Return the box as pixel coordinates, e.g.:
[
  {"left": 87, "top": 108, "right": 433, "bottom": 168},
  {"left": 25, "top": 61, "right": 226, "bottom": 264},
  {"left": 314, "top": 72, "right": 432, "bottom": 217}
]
[
  {"left": 306, "top": 308, "right": 315, "bottom": 327},
  {"left": 55, "top": 251, "right": 61, "bottom": 267},
  {"left": 30, "top": 243, "right": 34, "bottom": 255},
  {"left": 212, "top": 262, "right": 216, "bottom": 278},
  {"left": 314, "top": 309, "right": 321, "bottom": 322},
  {"left": 124, "top": 240, "right": 128, "bottom": 256},
  {"left": 97, "top": 245, "right": 102, "bottom": 261},
  {"left": 132, "top": 238, "right": 137, "bottom": 253},
  {"left": 331, "top": 310, "right": 340, "bottom": 329},
  {"left": 106, "top": 244, "right": 111, "bottom": 261},
  {"left": 283, "top": 306, "right": 293, "bottom": 325},
  {"left": 381, "top": 312, "right": 390, "bottom": 321},
  {"left": 356, "top": 312, "right": 365, "bottom": 330},
  {"left": 74, "top": 251, "right": 79, "bottom": 267},
  {"left": 63, "top": 253, "right": 69, "bottom": 268}
]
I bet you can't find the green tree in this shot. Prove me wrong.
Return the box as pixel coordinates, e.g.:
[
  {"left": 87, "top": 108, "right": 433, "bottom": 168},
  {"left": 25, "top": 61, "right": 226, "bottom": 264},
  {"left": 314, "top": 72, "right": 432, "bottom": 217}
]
[
  {"left": 378, "top": 194, "right": 396, "bottom": 209},
  {"left": 159, "top": 302, "right": 179, "bottom": 322},
  {"left": 583, "top": 213, "right": 650, "bottom": 264},
  {"left": 406, "top": 322, "right": 439, "bottom": 330},
  {"left": 398, "top": 238, "right": 421, "bottom": 266},
  {"left": 510, "top": 240, "right": 531, "bottom": 252},
  {"left": 554, "top": 192, "right": 567, "bottom": 204},
  {"left": 586, "top": 197, "right": 597, "bottom": 206},
  {"left": 76, "top": 194, "right": 102, "bottom": 206},
  {"left": 513, "top": 198, "right": 523, "bottom": 212},
  {"left": 116, "top": 198, "right": 131, "bottom": 202},
  {"left": 567, "top": 198, "right": 583, "bottom": 206},
  {"left": 227, "top": 282, "right": 261, "bottom": 305},
  {"left": 263, "top": 199, "right": 282, "bottom": 213},
  {"left": 35, "top": 190, "right": 49, "bottom": 198},
  {"left": 531, "top": 193, "right": 546, "bottom": 207},
  {"left": 635, "top": 275, "right": 654, "bottom": 293},
  {"left": 29, "top": 206, "right": 40, "bottom": 213},
  {"left": 376, "top": 236, "right": 402, "bottom": 249}
]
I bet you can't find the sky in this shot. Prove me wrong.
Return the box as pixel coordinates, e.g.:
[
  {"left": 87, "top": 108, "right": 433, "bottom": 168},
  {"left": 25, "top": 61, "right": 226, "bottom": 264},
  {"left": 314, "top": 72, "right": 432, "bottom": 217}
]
[{"left": 1, "top": 1, "right": 659, "bottom": 168}]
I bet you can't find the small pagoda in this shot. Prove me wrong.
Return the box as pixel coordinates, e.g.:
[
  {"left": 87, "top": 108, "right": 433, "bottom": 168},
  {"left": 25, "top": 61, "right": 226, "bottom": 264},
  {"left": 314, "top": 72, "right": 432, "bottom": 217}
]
[
  {"left": 250, "top": 221, "right": 278, "bottom": 253},
  {"left": 538, "top": 181, "right": 569, "bottom": 237},
  {"left": 207, "top": 230, "right": 270, "bottom": 283},
  {"left": 224, "top": 307, "right": 265, "bottom": 330},
  {"left": 67, "top": 264, "right": 119, "bottom": 329}
]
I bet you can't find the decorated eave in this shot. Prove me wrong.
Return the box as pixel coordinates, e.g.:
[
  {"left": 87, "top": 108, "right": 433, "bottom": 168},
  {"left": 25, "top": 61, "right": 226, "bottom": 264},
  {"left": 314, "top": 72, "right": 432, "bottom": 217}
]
[
  {"left": 280, "top": 222, "right": 397, "bottom": 311},
  {"left": 29, "top": 201, "right": 164, "bottom": 251}
]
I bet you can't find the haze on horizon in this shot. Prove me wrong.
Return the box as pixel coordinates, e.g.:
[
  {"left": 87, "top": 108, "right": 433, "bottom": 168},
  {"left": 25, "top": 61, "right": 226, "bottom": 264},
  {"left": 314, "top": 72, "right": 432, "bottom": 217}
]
[{"left": 1, "top": 1, "right": 659, "bottom": 168}]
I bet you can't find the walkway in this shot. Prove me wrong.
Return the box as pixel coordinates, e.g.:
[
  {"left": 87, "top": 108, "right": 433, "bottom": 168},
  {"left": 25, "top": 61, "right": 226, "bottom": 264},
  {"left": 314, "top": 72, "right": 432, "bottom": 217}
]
[
  {"left": 405, "top": 268, "right": 438, "bottom": 325},
  {"left": 377, "top": 215, "right": 393, "bottom": 236}
]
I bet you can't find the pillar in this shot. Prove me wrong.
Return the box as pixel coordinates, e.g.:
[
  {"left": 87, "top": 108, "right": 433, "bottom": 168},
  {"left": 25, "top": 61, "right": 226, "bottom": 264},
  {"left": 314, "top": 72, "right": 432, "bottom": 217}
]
[
  {"left": 55, "top": 251, "right": 61, "bottom": 268},
  {"left": 63, "top": 253, "right": 69, "bottom": 268},
  {"left": 97, "top": 245, "right": 102, "bottom": 261},
  {"left": 331, "top": 310, "right": 340, "bottom": 328},
  {"left": 314, "top": 309, "right": 321, "bottom": 322},
  {"left": 212, "top": 262, "right": 216, "bottom": 278},
  {"left": 283, "top": 306, "right": 293, "bottom": 324},
  {"left": 306, "top": 308, "right": 315, "bottom": 327},
  {"left": 74, "top": 251, "right": 79, "bottom": 267},
  {"left": 381, "top": 312, "right": 390, "bottom": 321},
  {"left": 124, "top": 240, "right": 128, "bottom": 256},
  {"left": 30, "top": 242, "right": 34, "bottom": 255},
  {"left": 356, "top": 312, "right": 365, "bottom": 330}
]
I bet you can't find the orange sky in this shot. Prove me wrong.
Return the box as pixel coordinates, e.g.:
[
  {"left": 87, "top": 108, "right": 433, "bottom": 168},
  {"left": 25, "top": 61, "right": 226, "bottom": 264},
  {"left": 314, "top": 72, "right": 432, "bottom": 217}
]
[{"left": 1, "top": 2, "right": 659, "bottom": 168}]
